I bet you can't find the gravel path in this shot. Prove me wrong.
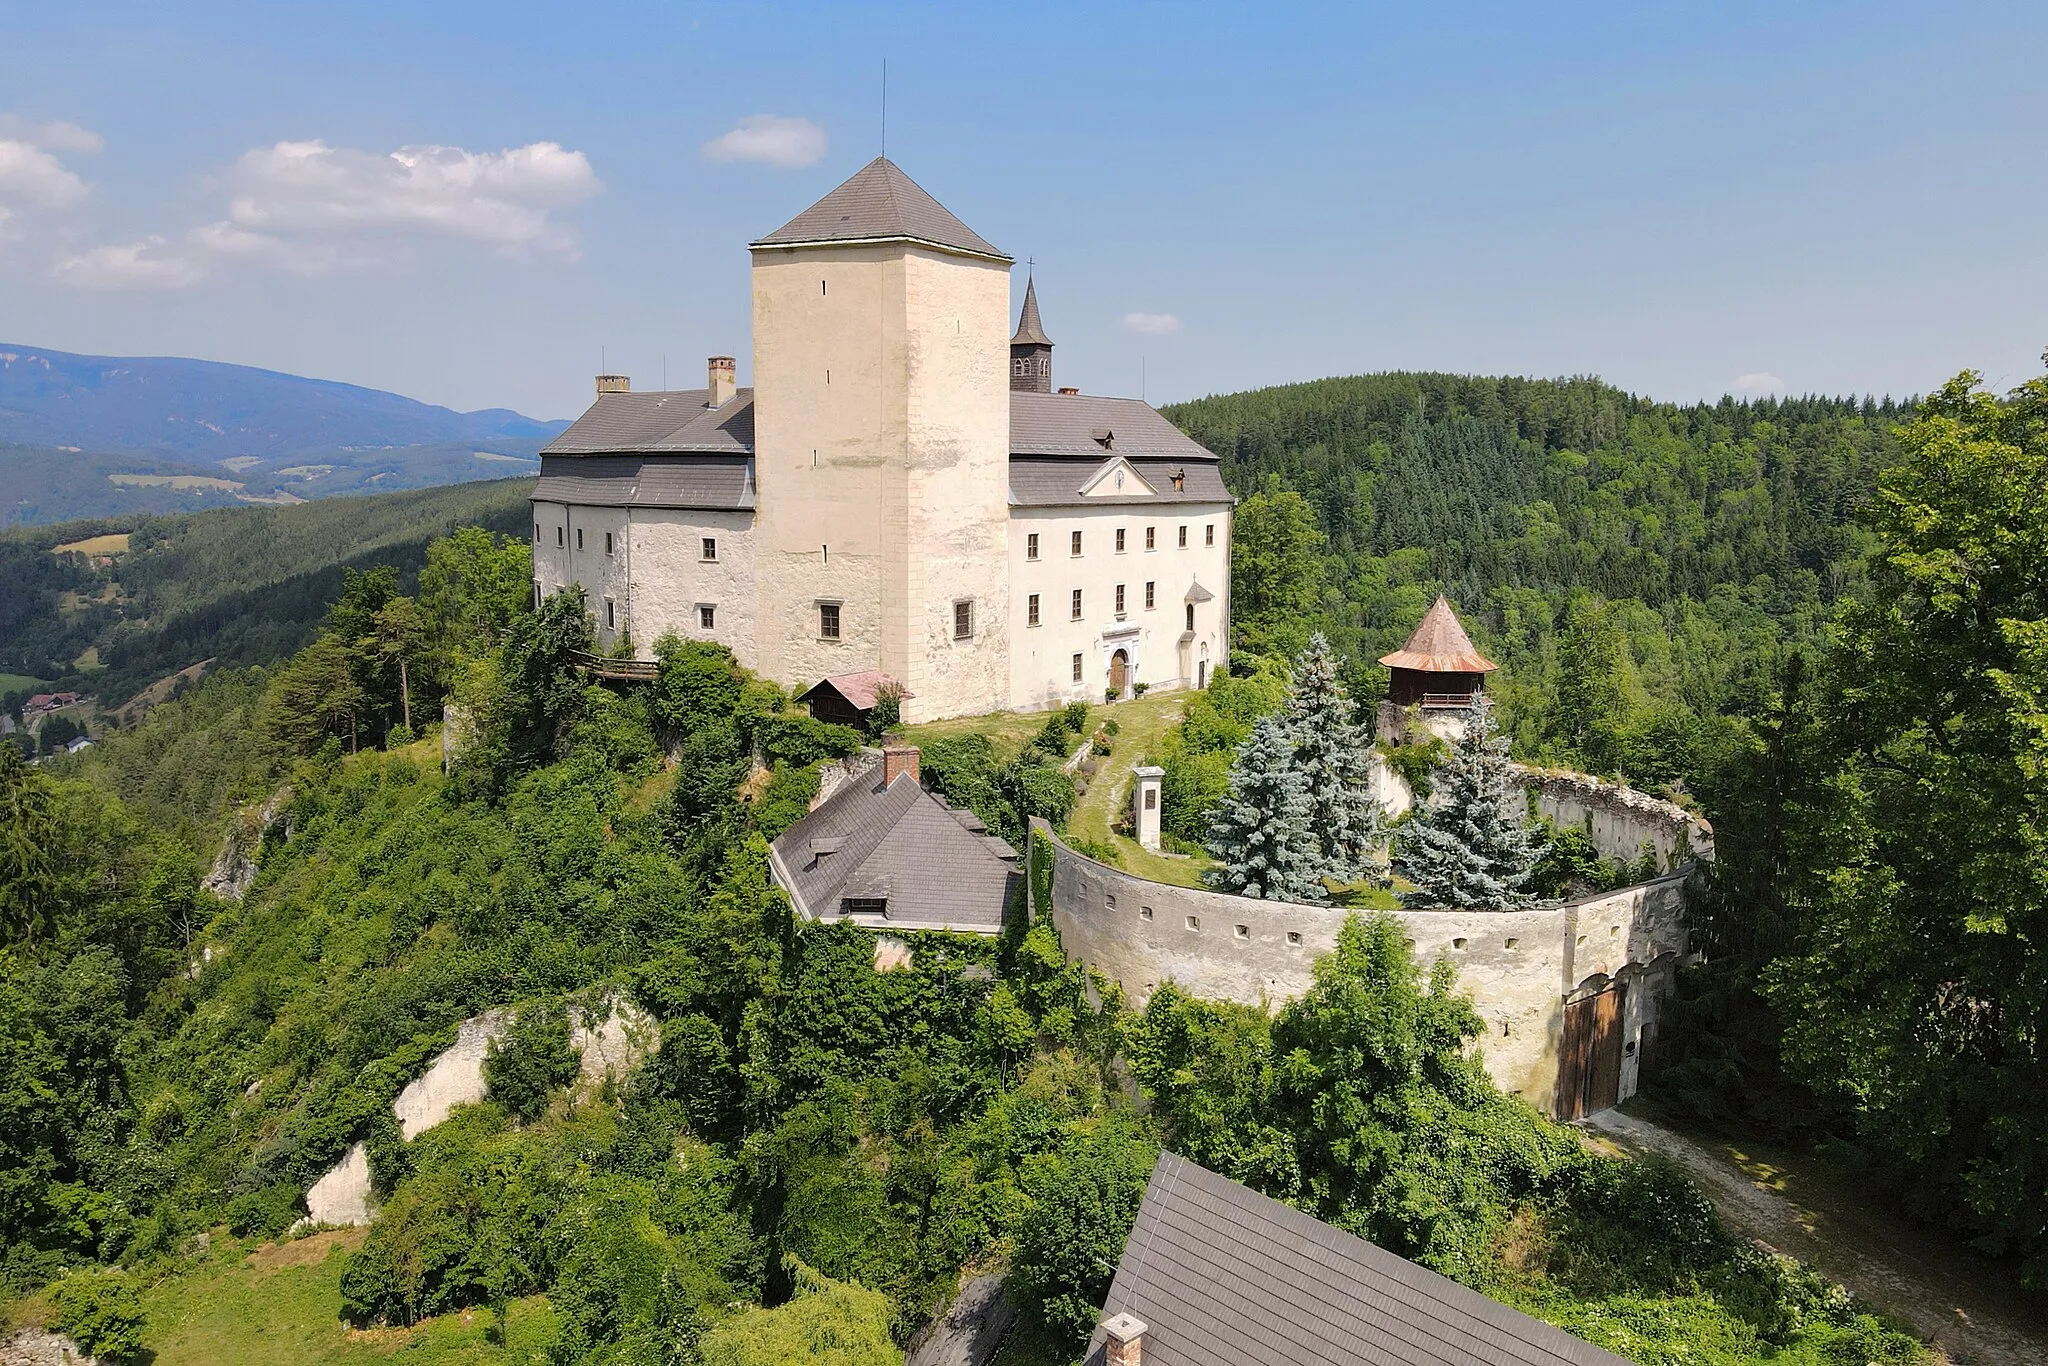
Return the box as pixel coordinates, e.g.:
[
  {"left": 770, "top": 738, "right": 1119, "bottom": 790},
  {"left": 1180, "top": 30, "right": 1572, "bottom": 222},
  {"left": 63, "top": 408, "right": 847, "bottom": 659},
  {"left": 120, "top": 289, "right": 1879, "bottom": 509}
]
[{"left": 1586, "top": 1109, "right": 2047, "bottom": 1366}]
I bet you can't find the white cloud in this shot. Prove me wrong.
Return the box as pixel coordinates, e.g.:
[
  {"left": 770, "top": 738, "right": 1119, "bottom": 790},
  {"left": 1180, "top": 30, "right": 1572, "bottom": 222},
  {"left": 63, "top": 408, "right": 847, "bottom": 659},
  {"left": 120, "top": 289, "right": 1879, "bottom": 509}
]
[
  {"left": 701, "top": 115, "right": 828, "bottom": 169},
  {"left": 1729, "top": 371, "right": 1785, "bottom": 395},
  {"left": 1123, "top": 311, "right": 1181, "bottom": 337},
  {"left": 0, "top": 116, "right": 104, "bottom": 155},
  {"left": 51, "top": 138, "right": 603, "bottom": 290}
]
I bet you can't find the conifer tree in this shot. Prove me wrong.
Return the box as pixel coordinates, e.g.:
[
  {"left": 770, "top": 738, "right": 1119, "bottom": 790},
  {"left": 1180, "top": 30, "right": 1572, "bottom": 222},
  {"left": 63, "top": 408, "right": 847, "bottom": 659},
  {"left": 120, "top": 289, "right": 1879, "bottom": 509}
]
[
  {"left": 1396, "top": 696, "right": 1545, "bottom": 910},
  {"left": 1282, "top": 633, "right": 1385, "bottom": 882},
  {"left": 1206, "top": 714, "right": 1325, "bottom": 902}
]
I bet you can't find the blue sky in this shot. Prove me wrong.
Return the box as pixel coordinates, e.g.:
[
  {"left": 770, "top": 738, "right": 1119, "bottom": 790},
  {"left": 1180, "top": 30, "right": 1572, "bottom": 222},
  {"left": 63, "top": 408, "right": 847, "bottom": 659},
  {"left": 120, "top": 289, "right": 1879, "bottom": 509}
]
[{"left": 2, "top": 0, "right": 2043, "bottom": 419}]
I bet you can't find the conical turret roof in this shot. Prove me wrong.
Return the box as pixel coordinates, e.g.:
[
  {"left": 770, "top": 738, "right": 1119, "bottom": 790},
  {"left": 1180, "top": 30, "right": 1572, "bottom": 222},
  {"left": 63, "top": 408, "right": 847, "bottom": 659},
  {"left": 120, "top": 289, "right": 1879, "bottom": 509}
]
[
  {"left": 751, "top": 156, "right": 1008, "bottom": 261},
  {"left": 1378, "top": 595, "right": 1498, "bottom": 673},
  {"left": 1011, "top": 276, "right": 1052, "bottom": 346}
]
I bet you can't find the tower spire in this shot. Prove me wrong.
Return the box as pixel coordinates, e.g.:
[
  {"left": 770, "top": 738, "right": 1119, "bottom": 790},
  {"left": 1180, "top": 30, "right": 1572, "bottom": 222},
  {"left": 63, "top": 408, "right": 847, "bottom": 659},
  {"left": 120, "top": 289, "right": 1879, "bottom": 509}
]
[{"left": 1010, "top": 273, "right": 1053, "bottom": 392}]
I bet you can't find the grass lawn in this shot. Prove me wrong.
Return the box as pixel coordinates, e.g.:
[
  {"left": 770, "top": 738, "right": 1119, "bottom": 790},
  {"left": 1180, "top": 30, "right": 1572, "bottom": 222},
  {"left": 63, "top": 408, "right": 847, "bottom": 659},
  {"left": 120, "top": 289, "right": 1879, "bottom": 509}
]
[
  {"left": 2, "top": 1229, "right": 559, "bottom": 1365},
  {"left": 0, "top": 673, "right": 44, "bottom": 697}
]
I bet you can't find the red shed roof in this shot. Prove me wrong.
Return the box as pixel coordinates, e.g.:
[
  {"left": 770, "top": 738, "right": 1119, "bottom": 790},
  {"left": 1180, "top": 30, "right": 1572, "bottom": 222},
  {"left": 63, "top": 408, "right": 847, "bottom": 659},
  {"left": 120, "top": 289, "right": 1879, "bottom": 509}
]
[
  {"left": 795, "top": 670, "right": 913, "bottom": 711},
  {"left": 1378, "top": 596, "right": 1498, "bottom": 674}
]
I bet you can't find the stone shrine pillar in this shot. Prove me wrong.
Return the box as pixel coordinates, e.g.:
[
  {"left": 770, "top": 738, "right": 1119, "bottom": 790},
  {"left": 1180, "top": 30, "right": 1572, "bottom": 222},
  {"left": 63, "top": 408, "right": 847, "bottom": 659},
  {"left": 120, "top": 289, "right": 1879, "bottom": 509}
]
[{"left": 1133, "top": 765, "right": 1164, "bottom": 851}]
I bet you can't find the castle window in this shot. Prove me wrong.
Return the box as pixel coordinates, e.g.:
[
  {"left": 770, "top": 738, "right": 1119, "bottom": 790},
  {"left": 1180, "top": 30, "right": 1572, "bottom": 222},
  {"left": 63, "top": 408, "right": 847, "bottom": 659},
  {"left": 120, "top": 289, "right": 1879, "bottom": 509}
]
[
  {"left": 604, "top": 598, "right": 615, "bottom": 629},
  {"left": 1186, "top": 603, "right": 1196, "bottom": 631},
  {"left": 1287, "top": 931, "right": 1303, "bottom": 946},
  {"left": 1027, "top": 532, "right": 1039, "bottom": 561},
  {"left": 604, "top": 531, "right": 614, "bottom": 556},
  {"left": 1115, "top": 528, "right": 1126, "bottom": 553},
  {"left": 1140, "top": 905, "right": 1153, "bottom": 920},
  {"left": 1115, "top": 584, "right": 1126, "bottom": 616},
  {"left": 702, "top": 537, "right": 717, "bottom": 561},
  {"left": 819, "top": 602, "right": 841, "bottom": 640},
  {"left": 533, "top": 582, "right": 541, "bottom": 609},
  {"left": 841, "top": 897, "right": 886, "bottom": 917},
  {"left": 576, "top": 528, "right": 584, "bottom": 551},
  {"left": 1072, "top": 653, "right": 1083, "bottom": 682},
  {"left": 1013, "top": 357, "right": 1028, "bottom": 376},
  {"left": 1145, "top": 526, "right": 1156, "bottom": 551},
  {"left": 1027, "top": 593, "right": 1040, "bottom": 627},
  {"left": 1234, "top": 924, "right": 1249, "bottom": 940},
  {"left": 1186, "top": 915, "right": 1200, "bottom": 932},
  {"left": 699, "top": 604, "right": 716, "bottom": 630},
  {"left": 954, "top": 599, "right": 975, "bottom": 641},
  {"left": 556, "top": 526, "right": 564, "bottom": 547},
  {"left": 1206, "top": 523, "right": 1215, "bottom": 547},
  {"left": 1177, "top": 525, "right": 1188, "bottom": 548},
  {"left": 1071, "top": 589, "right": 1083, "bottom": 620},
  {"left": 534, "top": 521, "right": 540, "bottom": 542},
  {"left": 1070, "top": 530, "right": 1083, "bottom": 557},
  {"left": 1145, "top": 581, "right": 1156, "bottom": 610}
]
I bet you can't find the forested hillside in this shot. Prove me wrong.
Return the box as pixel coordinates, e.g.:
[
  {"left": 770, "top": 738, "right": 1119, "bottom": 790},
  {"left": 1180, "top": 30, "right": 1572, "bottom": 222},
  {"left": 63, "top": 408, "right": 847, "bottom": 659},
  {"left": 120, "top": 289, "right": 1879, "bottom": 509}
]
[
  {"left": 1167, "top": 373, "right": 1905, "bottom": 787},
  {"left": 0, "top": 477, "right": 532, "bottom": 707}
]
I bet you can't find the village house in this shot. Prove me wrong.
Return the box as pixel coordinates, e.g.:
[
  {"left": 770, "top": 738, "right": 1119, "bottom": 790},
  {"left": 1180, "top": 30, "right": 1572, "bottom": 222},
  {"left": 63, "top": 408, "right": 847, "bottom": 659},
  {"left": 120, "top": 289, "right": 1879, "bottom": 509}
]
[{"left": 532, "top": 157, "right": 1233, "bottom": 722}]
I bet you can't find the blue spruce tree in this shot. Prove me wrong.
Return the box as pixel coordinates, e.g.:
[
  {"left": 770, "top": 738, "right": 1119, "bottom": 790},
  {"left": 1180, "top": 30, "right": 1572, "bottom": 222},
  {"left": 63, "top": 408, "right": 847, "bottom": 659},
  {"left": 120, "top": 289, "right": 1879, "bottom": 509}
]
[
  {"left": 1206, "top": 713, "right": 1326, "bottom": 902},
  {"left": 1395, "top": 695, "right": 1546, "bottom": 910},
  {"left": 1282, "top": 633, "right": 1386, "bottom": 883}
]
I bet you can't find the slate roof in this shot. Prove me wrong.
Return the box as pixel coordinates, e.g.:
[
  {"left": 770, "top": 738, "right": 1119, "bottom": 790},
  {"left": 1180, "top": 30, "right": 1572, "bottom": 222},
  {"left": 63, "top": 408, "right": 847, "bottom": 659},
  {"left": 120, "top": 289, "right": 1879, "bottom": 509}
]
[
  {"left": 1009, "top": 457, "right": 1232, "bottom": 508},
  {"left": 1089, "top": 1154, "right": 1634, "bottom": 1366},
  {"left": 531, "top": 454, "right": 755, "bottom": 511},
  {"left": 767, "top": 769, "right": 1018, "bottom": 934},
  {"left": 542, "top": 389, "right": 754, "bottom": 455},
  {"left": 1010, "top": 392, "right": 1218, "bottom": 461},
  {"left": 1011, "top": 277, "right": 1052, "bottom": 346},
  {"left": 751, "top": 157, "right": 1009, "bottom": 262},
  {"left": 1379, "top": 595, "right": 1498, "bottom": 674}
]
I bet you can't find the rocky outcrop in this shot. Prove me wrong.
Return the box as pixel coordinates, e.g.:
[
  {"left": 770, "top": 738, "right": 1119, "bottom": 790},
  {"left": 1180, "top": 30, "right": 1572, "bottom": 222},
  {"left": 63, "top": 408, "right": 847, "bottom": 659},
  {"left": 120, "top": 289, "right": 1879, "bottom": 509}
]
[
  {"left": 0, "top": 1328, "right": 99, "bottom": 1365},
  {"left": 203, "top": 788, "right": 291, "bottom": 902},
  {"left": 299, "top": 993, "right": 658, "bottom": 1228}
]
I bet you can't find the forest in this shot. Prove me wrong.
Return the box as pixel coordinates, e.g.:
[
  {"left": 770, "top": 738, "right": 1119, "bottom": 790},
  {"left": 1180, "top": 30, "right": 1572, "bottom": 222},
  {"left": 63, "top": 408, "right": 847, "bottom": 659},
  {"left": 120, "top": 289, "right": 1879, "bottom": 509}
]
[{"left": 2, "top": 359, "right": 2043, "bottom": 1364}]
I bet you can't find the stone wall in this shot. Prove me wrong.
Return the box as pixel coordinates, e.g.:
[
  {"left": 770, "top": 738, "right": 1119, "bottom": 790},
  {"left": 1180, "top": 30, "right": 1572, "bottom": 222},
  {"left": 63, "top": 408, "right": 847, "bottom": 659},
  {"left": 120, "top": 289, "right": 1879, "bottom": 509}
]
[{"left": 1031, "top": 821, "right": 1690, "bottom": 1115}]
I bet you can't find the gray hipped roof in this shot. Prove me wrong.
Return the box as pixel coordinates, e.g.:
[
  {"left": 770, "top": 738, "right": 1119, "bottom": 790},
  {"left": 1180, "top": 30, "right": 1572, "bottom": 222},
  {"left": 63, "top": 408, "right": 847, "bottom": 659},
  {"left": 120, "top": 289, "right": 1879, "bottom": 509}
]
[
  {"left": 1011, "top": 277, "right": 1052, "bottom": 346},
  {"left": 1010, "top": 458, "right": 1231, "bottom": 508},
  {"left": 1089, "top": 1154, "right": 1634, "bottom": 1366},
  {"left": 543, "top": 389, "right": 754, "bottom": 455},
  {"left": 768, "top": 770, "right": 1018, "bottom": 934},
  {"left": 1010, "top": 393, "right": 1217, "bottom": 461},
  {"left": 751, "top": 157, "right": 1009, "bottom": 262},
  {"left": 531, "top": 454, "right": 754, "bottom": 510}
]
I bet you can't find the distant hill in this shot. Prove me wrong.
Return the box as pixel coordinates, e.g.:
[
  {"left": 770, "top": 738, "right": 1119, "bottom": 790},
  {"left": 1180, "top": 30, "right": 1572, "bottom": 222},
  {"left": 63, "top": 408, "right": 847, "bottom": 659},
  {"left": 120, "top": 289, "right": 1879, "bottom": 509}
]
[{"left": 0, "top": 344, "right": 569, "bottom": 525}]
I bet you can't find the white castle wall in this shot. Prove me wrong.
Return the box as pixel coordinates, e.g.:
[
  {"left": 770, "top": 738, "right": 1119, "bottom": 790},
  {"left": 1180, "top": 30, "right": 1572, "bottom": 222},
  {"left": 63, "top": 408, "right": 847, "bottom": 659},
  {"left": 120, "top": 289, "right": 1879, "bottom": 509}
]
[{"left": 1031, "top": 821, "right": 1690, "bottom": 1116}]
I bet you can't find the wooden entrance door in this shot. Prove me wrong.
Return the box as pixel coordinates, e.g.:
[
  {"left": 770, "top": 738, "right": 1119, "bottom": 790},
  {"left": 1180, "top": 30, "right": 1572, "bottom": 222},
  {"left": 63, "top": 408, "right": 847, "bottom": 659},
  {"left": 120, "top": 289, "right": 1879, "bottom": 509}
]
[
  {"left": 1110, "top": 649, "right": 1129, "bottom": 695},
  {"left": 1556, "top": 982, "right": 1627, "bottom": 1120}
]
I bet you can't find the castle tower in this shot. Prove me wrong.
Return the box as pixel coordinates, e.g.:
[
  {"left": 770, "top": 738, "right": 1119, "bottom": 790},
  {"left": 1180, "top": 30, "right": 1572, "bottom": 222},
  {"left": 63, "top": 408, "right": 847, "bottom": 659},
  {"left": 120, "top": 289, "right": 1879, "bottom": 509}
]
[
  {"left": 1377, "top": 595, "right": 1498, "bottom": 741},
  {"left": 1009, "top": 276, "right": 1053, "bottom": 393},
  {"left": 748, "top": 157, "right": 1014, "bottom": 721}
]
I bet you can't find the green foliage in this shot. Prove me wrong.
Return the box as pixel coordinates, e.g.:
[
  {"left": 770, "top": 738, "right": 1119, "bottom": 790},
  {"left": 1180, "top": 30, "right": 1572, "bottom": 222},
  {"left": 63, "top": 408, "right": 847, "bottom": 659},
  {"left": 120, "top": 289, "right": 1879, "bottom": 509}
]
[
  {"left": 1008, "top": 1117, "right": 1160, "bottom": 1342},
  {"left": 1232, "top": 486, "right": 1326, "bottom": 658},
  {"left": 47, "top": 1268, "right": 147, "bottom": 1362},
  {"left": 485, "top": 1002, "right": 584, "bottom": 1122},
  {"left": 920, "top": 733, "right": 1077, "bottom": 848},
  {"left": 698, "top": 1259, "right": 901, "bottom": 1366},
  {"left": 1396, "top": 697, "right": 1547, "bottom": 910},
  {"left": 1758, "top": 364, "right": 2048, "bottom": 1280},
  {"left": 1156, "top": 663, "right": 1289, "bottom": 842}
]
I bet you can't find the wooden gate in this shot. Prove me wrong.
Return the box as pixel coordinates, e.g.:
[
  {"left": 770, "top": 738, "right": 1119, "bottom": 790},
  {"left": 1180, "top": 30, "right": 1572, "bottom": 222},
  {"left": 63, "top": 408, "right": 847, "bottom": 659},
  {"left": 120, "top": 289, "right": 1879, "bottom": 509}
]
[
  {"left": 1556, "top": 981, "right": 1627, "bottom": 1120},
  {"left": 1110, "top": 649, "right": 1129, "bottom": 695}
]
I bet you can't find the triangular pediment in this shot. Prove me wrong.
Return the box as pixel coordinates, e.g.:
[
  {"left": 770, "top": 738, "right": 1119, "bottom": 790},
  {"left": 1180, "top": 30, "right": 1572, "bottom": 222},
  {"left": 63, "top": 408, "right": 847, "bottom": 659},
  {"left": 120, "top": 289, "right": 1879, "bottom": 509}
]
[{"left": 1078, "top": 456, "right": 1157, "bottom": 498}]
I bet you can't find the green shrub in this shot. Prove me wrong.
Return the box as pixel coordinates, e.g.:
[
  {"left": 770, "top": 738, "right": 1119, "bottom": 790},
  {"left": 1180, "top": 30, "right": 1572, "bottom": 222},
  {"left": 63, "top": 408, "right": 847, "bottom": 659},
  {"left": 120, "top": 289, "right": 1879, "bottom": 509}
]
[
  {"left": 484, "top": 1002, "right": 582, "bottom": 1121},
  {"left": 48, "top": 1269, "right": 146, "bottom": 1362},
  {"left": 225, "top": 1182, "right": 303, "bottom": 1239},
  {"left": 1010, "top": 1117, "right": 1160, "bottom": 1341}
]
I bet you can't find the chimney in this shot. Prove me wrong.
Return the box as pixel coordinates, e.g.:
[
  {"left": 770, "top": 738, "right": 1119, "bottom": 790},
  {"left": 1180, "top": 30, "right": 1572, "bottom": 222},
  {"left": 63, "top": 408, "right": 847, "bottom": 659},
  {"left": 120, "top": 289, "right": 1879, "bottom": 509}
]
[
  {"left": 882, "top": 746, "right": 920, "bottom": 787},
  {"left": 707, "top": 355, "right": 737, "bottom": 408},
  {"left": 1058, "top": 386, "right": 1080, "bottom": 396},
  {"left": 595, "top": 374, "right": 630, "bottom": 395},
  {"left": 1101, "top": 1312, "right": 1147, "bottom": 1366}
]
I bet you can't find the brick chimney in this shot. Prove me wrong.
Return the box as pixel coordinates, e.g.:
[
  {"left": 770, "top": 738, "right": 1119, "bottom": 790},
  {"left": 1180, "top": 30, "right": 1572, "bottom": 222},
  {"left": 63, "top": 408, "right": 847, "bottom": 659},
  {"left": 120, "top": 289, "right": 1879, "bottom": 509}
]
[
  {"left": 595, "top": 374, "right": 630, "bottom": 395},
  {"left": 1101, "top": 1312, "right": 1147, "bottom": 1366},
  {"left": 882, "top": 746, "right": 920, "bottom": 787},
  {"left": 707, "top": 355, "right": 736, "bottom": 408}
]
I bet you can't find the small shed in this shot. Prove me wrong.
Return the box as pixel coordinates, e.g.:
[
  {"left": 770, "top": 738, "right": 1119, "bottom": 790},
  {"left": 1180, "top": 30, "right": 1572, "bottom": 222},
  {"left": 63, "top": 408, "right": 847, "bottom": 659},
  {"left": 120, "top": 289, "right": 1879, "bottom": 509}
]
[
  {"left": 1378, "top": 595, "right": 1498, "bottom": 707},
  {"left": 795, "top": 671, "right": 912, "bottom": 730}
]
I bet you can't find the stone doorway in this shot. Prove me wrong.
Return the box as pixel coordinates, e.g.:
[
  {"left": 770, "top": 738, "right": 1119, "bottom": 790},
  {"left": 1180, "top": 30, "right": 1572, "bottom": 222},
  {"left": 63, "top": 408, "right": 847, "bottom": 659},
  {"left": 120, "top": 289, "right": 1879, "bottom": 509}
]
[
  {"left": 1557, "top": 980, "right": 1627, "bottom": 1120},
  {"left": 1109, "top": 649, "right": 1129, "bottom": 696}
]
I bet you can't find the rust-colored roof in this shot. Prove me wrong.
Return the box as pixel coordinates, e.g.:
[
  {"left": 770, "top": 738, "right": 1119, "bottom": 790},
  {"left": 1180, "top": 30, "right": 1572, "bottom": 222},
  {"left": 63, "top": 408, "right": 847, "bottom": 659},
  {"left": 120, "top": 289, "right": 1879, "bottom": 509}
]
[
  {"left": 1377, "top": 595, "right": 1498, "bottom": 674},
  {"left": 796, "top": 670, "right": 913, "bottom": 711}
]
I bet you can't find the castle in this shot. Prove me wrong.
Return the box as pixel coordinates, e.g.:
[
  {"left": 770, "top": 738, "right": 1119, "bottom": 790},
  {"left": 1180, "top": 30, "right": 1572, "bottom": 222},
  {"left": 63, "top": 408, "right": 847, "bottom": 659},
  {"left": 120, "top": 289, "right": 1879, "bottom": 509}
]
[{"left": 532, "top": 158, "right": 1234, "bottom": 722}]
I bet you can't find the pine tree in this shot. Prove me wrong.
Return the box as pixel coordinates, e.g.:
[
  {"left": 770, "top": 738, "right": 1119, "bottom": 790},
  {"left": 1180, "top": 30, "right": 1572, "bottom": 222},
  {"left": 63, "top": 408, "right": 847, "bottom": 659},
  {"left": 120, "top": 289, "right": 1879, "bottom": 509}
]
[
  {"left": 1206, "top": 714, "right": 1326, "bottom": 903},
  {"left": 1282, "top": 633, "right": 1385, "bottom": 882},
  {"left": 1395, "top": 695, "right": 1546, "bottom": 910}
]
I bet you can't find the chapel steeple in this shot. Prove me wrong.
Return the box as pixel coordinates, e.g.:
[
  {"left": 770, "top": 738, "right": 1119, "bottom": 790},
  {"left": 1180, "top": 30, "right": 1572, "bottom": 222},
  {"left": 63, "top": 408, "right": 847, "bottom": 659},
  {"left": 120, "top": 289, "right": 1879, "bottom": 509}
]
[{"left": 1010, "top": 276, "right": 1053, "bottom": 393}]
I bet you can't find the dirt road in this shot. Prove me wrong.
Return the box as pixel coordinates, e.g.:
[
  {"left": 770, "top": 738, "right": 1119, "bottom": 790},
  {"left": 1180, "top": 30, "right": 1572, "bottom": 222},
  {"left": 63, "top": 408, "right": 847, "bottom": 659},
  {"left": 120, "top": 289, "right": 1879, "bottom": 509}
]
[{"left": 1586, "top": 1109, "right": 2047, "bottom": 1366}]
